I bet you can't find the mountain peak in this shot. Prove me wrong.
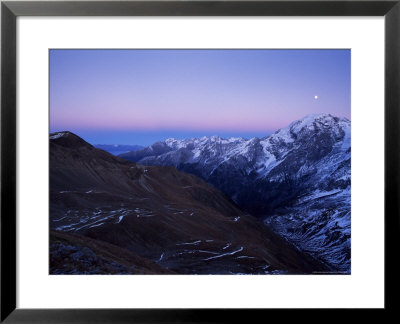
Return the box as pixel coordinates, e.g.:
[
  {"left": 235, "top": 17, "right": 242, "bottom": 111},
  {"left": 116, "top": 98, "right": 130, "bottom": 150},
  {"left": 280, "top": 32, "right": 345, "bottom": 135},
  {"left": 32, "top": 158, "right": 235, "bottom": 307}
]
[
  {"left": 269, "top": 113, "right": 349, "bottom": 143},
  {"left": 50, "top": 131, "right": 93, "bottom": 149},
  {"left": 165, "top": 138, "right": 176, "bottom": 144},
  {"left": 295, "top": 113, "right": 339, "bottom": 126},
  {"left": 50, "top": 131, "right": 71, "bottom": 140},
  {"left": 210, "top": 135, "right": 221, "bottom": 141},
  {"left": 297, "top": 113, "right": 350, "bottom": 126}
]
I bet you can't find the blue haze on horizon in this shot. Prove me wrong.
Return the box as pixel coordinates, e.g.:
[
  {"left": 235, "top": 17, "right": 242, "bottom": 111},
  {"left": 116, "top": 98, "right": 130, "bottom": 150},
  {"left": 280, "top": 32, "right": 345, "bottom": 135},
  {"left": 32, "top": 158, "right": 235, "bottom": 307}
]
[{"left": 50, "top": 49, "right": 350, "bottom": 146}]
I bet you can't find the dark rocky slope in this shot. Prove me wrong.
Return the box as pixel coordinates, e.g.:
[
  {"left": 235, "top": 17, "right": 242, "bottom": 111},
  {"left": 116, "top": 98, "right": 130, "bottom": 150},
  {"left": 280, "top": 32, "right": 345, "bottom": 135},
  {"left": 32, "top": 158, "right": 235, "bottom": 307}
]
[
  {"left": 50, "top": 131, "right": 328, "bottom": 274},
  {"left": 50, "top": 230, "right": 173, "bottom": 274}
]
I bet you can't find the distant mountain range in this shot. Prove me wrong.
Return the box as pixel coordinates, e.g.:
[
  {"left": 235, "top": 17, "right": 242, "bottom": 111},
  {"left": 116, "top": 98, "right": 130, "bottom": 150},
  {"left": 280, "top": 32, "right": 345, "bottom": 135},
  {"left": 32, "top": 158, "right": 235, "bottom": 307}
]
[
  {"left": 94, "top": 144, "right": 144, "bottom": 155},
  {"left": 50, "top": 131, "right": 327, "bottom": 274},
  {"left": 119, "top": 114, "right": 351, "bottom": 272}
]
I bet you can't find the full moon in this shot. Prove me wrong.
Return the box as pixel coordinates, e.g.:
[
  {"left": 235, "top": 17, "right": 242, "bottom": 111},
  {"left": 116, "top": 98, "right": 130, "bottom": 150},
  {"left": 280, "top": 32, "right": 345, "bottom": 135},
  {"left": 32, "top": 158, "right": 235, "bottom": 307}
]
[{"left": 314, "top": 95, "right": 318, "bottom": 99}]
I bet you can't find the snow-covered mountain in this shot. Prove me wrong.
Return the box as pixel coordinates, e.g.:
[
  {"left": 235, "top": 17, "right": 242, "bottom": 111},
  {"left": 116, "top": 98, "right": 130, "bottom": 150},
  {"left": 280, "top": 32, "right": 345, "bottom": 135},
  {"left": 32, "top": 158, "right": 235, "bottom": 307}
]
[{"left": 120, "top": 114, "right": 351, "bottom": 272}]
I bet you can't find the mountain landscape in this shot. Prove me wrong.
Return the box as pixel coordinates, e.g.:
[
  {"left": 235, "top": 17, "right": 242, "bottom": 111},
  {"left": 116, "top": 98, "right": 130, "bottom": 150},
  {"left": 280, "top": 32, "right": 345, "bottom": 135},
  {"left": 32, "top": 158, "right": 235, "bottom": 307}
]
[
  {"left": 50, "top": 130, "right": 329, "bottom": 274},
  {"left": 49, "top": 49, "right": 351, "bottom": 275},
  {"left": 119, "top": 114, "right": 351, "bottom": 272}
]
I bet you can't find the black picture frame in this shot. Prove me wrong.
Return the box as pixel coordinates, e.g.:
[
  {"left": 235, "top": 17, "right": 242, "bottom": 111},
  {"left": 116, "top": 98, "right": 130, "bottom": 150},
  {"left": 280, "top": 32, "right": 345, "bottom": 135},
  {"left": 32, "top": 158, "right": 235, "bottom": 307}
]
[{"left": 1, "top": 0, "right": 399, "bottom": 322}]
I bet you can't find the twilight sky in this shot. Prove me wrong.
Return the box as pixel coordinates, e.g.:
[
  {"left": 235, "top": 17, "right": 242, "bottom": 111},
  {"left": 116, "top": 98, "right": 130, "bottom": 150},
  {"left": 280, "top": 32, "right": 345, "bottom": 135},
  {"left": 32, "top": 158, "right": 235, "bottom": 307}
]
[{"left": 50, "top": 49, "right": 350, "bottom": 146}]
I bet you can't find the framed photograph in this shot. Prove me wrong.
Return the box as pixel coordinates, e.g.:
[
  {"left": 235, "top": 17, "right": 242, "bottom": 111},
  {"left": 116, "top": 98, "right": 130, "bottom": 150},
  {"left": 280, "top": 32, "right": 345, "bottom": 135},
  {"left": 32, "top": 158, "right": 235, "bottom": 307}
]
[{"left": 1, "top": 0, "right": 399, "bottom": 321}]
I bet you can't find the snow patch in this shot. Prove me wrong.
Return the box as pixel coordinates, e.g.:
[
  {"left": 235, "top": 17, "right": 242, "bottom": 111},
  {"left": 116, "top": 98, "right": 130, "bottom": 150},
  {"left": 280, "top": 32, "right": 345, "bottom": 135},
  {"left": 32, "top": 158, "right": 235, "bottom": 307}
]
[
  {"left": 176, "top": 240, "right": 201, "bottom": 246},
  {"left": 50, "top": 132, "right": 68, "bottom": 140}
]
